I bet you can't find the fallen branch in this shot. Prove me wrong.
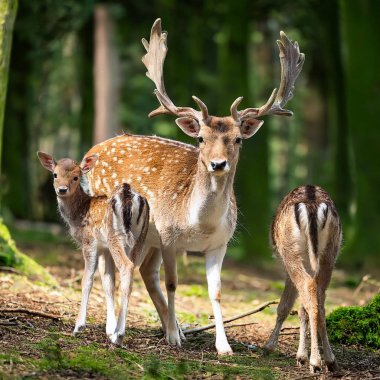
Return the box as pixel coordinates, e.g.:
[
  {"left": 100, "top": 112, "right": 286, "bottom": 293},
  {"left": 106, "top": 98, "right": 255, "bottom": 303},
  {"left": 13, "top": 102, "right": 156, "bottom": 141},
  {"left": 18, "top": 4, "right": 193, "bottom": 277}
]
[
  {"left": 225, "top": 322, "right": 258, "bottom": 330},
  {"left": 183, "top": 299, "right": 279, "bottom": 335},
  {"left": 0, "top": 308, "right": 63, "bottom": 321}
]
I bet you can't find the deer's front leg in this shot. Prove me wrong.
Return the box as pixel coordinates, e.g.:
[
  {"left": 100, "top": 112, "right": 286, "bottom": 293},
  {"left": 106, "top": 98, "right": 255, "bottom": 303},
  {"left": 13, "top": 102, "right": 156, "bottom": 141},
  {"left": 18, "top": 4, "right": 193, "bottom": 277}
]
[
  {"left": 162, "top": 246, "right": 181, "bottom": 346},
  {"left": 205, "top": 245, "right": 232, "bottom": 355},
  {"left": 73, "top": 243, "right": 98, "bottom": 336}
]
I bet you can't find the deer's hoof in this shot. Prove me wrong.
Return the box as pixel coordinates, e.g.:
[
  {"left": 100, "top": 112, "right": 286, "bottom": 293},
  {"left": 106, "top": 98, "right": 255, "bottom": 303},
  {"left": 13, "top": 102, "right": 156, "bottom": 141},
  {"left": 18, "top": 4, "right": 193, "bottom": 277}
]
[
  {"left": 216, "top": 341, "right": 233, "bottom": 356},
  {"left": 110, "top": 333, "right": 124, "bottom": 346},
  {"left": 296, "top": 354, "right": 308, "bottom": 367},
  {"left": 326, "top": 360, "right": 339, "bottom": 372},
  {"left": 262, "top": 343, "right": 275, "bottom": 356},
  {"left": 72, "top": 324, "right": 86, "bottom": 337},
  {"left": 309, "top": 362, "right": 322, "bottom": 374},
  {"left": 166, "top": 329, "right": 182, "bottom": 347}
]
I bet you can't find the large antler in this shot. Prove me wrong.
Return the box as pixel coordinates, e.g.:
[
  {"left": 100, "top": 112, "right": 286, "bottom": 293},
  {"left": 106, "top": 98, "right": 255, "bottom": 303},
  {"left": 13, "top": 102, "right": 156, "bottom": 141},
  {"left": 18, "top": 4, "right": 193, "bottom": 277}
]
[
  {"left": 142, "top": 19, "right": 209, "bottom": 121},
  {"left": 231, "top": 31, "right": 305, "bottom": 122}
]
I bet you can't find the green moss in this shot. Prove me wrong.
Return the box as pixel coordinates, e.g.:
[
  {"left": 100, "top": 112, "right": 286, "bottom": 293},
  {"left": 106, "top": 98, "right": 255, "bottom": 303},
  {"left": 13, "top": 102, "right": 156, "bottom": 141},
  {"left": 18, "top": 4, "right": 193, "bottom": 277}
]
[
  {"left": 0, "top": 220, "right": 58, "bottom": 287},
  {"left": 327, "top": 293, "right": 380, "bottom": 348}
]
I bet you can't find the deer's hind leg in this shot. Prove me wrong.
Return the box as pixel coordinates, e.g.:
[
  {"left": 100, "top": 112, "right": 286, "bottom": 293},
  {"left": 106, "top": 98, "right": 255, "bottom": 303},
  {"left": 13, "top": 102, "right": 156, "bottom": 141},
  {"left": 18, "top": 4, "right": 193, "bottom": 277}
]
[
  {"left": 108, "top": 235, "right": 135, "bottom": 346},
  {"left": 98, "top": 249, "right": 117, "bottom": 336},
  {"left": 263, "top": 275, "right": 297, "bottom": 354}
]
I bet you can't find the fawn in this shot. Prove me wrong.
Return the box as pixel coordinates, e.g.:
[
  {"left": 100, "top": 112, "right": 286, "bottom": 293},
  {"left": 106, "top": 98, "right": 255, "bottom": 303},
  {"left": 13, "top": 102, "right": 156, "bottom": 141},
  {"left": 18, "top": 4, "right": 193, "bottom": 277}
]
[
  {"left": 37, "top": 151, "right": 149, "bottom": 346},
  {"left": 263, "top": 185, "right": 342, "bottom": 373}
]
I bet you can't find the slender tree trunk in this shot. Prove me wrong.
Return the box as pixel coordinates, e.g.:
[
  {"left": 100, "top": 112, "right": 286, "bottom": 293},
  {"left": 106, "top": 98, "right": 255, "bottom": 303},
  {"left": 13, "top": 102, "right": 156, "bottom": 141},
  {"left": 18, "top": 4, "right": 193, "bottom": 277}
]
[
  {"left": 340, "top": 0, "right": 380, "bottom": 266},
  {"left": 0, "top": 0, "right": 18, "bottom": 209},
  {"left": 93, "top": 4, "right": 120, "bottom": 144}
]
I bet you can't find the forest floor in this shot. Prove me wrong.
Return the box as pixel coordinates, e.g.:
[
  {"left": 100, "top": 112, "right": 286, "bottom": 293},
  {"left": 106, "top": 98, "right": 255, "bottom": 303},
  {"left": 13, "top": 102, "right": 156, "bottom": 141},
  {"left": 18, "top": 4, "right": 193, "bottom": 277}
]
[{"left": 0, "top": 226, "right": 379, "bottom": 379}]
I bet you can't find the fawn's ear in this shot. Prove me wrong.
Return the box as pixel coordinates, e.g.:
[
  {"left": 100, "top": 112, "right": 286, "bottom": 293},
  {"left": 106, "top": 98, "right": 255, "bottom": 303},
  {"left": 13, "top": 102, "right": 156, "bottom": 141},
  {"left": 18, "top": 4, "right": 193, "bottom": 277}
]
[
  {"left": 80, "top": 154, "right": 99, "bottom": 174},
  {"left": 37, "top": 151, "right": 56, "bottom": 172}
]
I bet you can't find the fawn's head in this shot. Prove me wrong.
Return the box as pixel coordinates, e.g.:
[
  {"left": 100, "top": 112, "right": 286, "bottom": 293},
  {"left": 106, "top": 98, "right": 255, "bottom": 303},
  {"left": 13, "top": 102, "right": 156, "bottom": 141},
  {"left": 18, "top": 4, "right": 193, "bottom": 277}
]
[
  {"left": 37, "top": 152, "right": 98, "bottom": 197},
  {"left": 141, "top": 19, "right": 304, "bottom": 176}
]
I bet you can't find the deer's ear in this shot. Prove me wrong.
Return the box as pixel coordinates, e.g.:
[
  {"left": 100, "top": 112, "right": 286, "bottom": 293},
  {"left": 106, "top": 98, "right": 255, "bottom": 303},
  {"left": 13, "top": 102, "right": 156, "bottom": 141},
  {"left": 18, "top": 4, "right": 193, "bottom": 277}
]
[
  {"left": 37, "top": 151, "right": 56, "bottom": 172},
  {"left": 240, "top": 119, "right": 264, "bottom": 139},
  {"left": 80, "top": 154, "right": 99, "bottom": 174},
  {"left": 175, "top": 117, "right": 200, "bottom": 137}
]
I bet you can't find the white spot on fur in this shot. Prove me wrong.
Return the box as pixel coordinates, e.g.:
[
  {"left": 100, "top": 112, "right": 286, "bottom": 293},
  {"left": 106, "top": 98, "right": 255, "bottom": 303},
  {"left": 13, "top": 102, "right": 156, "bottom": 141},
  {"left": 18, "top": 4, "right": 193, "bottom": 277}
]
[
  {"left": 120, "top": 150, "right": 125, "bottom": 154},
  {"left": 118, "top": 159, "right": 123, "bottom": 164},
  {"left": 114, "top": 181, "right": 119, "bottom": 187},
  {"left": 112, "top": 172, "right": 117, "bottom": 179},
  {"left": 172, "top": 193, "right": 177, "bottom": 200},
  {"left": 113, "top": 157, "right": 117, "bottom": 161},
  {"left": 101, "top": 169, "right": 106, "bottom": 175},
  {"left": 111, "top": 148, "right": 116, "bottom": 153}
]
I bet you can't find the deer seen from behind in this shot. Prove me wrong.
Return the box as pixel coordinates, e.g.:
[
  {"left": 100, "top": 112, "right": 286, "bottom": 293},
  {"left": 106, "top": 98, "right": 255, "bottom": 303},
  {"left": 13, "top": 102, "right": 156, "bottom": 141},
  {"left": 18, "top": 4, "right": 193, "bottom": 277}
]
[
  {"left": 84, "top": 19, "right": 304, "bottom": 355},
  {"left": 37, "top": 152, "right": 149, "bottom": 346},
  {"left": 263, "top": 185, "right": 342, "bottom": 373}
]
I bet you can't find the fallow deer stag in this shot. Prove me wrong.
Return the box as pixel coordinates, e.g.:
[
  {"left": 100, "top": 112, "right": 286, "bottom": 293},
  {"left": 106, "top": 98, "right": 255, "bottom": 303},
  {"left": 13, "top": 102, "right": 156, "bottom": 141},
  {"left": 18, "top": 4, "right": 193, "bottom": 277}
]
[
  {"left": 263, "top": 185, "right": 342, "bottom": 373},
  {"left": 84, "top": 19, "right": 304, "bottom": 354}
]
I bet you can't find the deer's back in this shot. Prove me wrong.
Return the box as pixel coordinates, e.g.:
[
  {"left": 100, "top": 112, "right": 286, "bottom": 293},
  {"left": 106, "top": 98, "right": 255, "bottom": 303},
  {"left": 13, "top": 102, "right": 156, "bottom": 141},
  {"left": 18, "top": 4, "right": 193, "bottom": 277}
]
[{"left": 271, "top": 185, "right": 342, "bottom": 271}]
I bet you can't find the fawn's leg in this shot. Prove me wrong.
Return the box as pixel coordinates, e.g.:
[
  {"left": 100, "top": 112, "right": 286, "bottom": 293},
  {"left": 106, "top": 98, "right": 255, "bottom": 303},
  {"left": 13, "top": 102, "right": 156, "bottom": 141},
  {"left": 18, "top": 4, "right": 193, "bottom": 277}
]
[
  {"left": 162, "top": 246, "right": 181, "bottom": 346},
  {"left": 298, "top": 279, "right": 322, "bottom": 373},
  {"left": 140, "top": 247, "right": 169, "bottom": 334},
  {"left": 205, "top": 245, "right": 232, "bottom": 355},
  {"left": 264, "top": 276, "right": 297, "bottom": 354},
  {"left": 316, "top": 261, "right": 338, "bottom": 372},
  {"left": 73, "top": 243, "right": 98, "bottom": 336},
  {"left": 296, "top": 304, "right": 309, "bottom": 366},
  {"left": 98, "top": 249, "right": 117, "bottom": 336}
]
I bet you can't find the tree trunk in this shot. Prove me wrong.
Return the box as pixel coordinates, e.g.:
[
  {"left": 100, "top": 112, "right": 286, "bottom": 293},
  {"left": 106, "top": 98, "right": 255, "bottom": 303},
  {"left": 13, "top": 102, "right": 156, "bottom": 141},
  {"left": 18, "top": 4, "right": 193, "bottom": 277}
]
[
  {"left": 93, "top": 4, "right": 120, "bottom": 144},
  {"left": 340, "top": 0, "right": 380, "bottom": 266},
  {"left": 0, "top": 0, "right": 18, "bottom": 205}
]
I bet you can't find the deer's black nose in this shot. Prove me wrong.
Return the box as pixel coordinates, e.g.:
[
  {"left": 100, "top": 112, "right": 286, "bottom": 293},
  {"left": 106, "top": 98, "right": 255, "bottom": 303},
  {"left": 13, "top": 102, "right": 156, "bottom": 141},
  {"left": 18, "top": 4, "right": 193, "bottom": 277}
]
[
  {"left": 58, "top": 186, "right": 68, "bottom": 194},
  {"left": 210, "top": 160, "right": 227, "bottom": 171}
]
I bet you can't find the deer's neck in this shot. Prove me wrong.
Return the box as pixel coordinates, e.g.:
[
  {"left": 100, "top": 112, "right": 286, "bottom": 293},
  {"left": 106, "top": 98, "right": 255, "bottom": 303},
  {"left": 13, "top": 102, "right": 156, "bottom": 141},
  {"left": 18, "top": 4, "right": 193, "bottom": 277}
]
[
  {"left": 188, "top": 158, "right": 236, "bottom": 226},
  {"left": 57, "top": 187, "right": 91, "bottom": 228}
]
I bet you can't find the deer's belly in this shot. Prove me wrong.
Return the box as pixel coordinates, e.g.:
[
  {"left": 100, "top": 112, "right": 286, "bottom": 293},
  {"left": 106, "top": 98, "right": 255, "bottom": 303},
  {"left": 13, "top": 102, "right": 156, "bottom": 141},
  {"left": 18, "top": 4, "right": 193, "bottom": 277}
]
[{"left": 175, "top": 222, "right": 232, "bottom": 253}]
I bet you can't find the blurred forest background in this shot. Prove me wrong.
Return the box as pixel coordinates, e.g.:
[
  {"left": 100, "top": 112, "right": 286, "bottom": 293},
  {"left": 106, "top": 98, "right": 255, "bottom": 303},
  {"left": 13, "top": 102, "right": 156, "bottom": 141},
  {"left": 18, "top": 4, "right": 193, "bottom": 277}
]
[{"left": 1, "top": 0, "right": 380, "bottom": 270}]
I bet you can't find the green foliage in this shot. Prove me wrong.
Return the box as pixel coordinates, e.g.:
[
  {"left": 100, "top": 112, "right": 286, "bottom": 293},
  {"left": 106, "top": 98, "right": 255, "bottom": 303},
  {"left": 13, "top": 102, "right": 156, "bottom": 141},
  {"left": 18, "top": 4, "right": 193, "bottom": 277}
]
[
  {"left": 0, "top": 219, "right": 57, "bottom": 286},
  {"left": 327, "top": 293, "right": 380, "bottom": 349}
]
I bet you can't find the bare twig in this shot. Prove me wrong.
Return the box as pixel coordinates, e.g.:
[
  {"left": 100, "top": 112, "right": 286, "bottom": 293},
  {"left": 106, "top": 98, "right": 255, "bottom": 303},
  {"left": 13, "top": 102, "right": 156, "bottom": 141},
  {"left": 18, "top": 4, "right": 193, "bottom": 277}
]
[
  {"left": 0, "top": 266, "right": 25, "bottom": 276},
  {"left": 281, "top": 326, "right": 300, "bottom": 331},
  {"left": 0, "top": 308, "right": 63, "bottom": 320},
  {"left": 184, "top": 300, "right": 278, "bottom": 334},
  {"left": 354, "top": 274, "right": 380, "bottom": 296}
]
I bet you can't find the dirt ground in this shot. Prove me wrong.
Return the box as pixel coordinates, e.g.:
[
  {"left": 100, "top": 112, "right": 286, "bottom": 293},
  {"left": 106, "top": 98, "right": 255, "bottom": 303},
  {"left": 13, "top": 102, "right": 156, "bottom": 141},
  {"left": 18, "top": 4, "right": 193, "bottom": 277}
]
[{"left": 0, "top": 228, "right": 379, "bottom": 379}]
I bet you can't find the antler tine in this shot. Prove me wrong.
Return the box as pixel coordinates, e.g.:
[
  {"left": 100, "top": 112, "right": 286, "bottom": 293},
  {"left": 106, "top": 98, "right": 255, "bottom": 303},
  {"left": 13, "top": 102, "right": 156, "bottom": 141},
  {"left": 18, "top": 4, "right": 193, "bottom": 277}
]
[
  {"left": 192, "top": 96, "right": 209, "bottom": 121},
  {"left": 238, "top": 31, "right": 304, "bottom": 121},
  {"left": 142, "top": 19, "right": 204, "bottom": 121},
  {"left": 230, "top": 97, "right": 244, "bottom": 122}
]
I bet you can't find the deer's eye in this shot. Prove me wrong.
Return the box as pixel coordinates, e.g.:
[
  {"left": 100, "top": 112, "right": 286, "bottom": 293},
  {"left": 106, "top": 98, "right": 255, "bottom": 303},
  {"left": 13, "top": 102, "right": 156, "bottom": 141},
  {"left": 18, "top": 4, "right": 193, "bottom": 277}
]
[
  {"left": 73, "top": 176, "right": 79, "bottom": 181},
  {"left": 235, "top": 137, "right": 242, "bottom": 144},
  {"left": 53, "top": 173, "right": 57, "bottom": 178},
  {"left": 198, "top": 136, "right": 204, "bottom": 143}
]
